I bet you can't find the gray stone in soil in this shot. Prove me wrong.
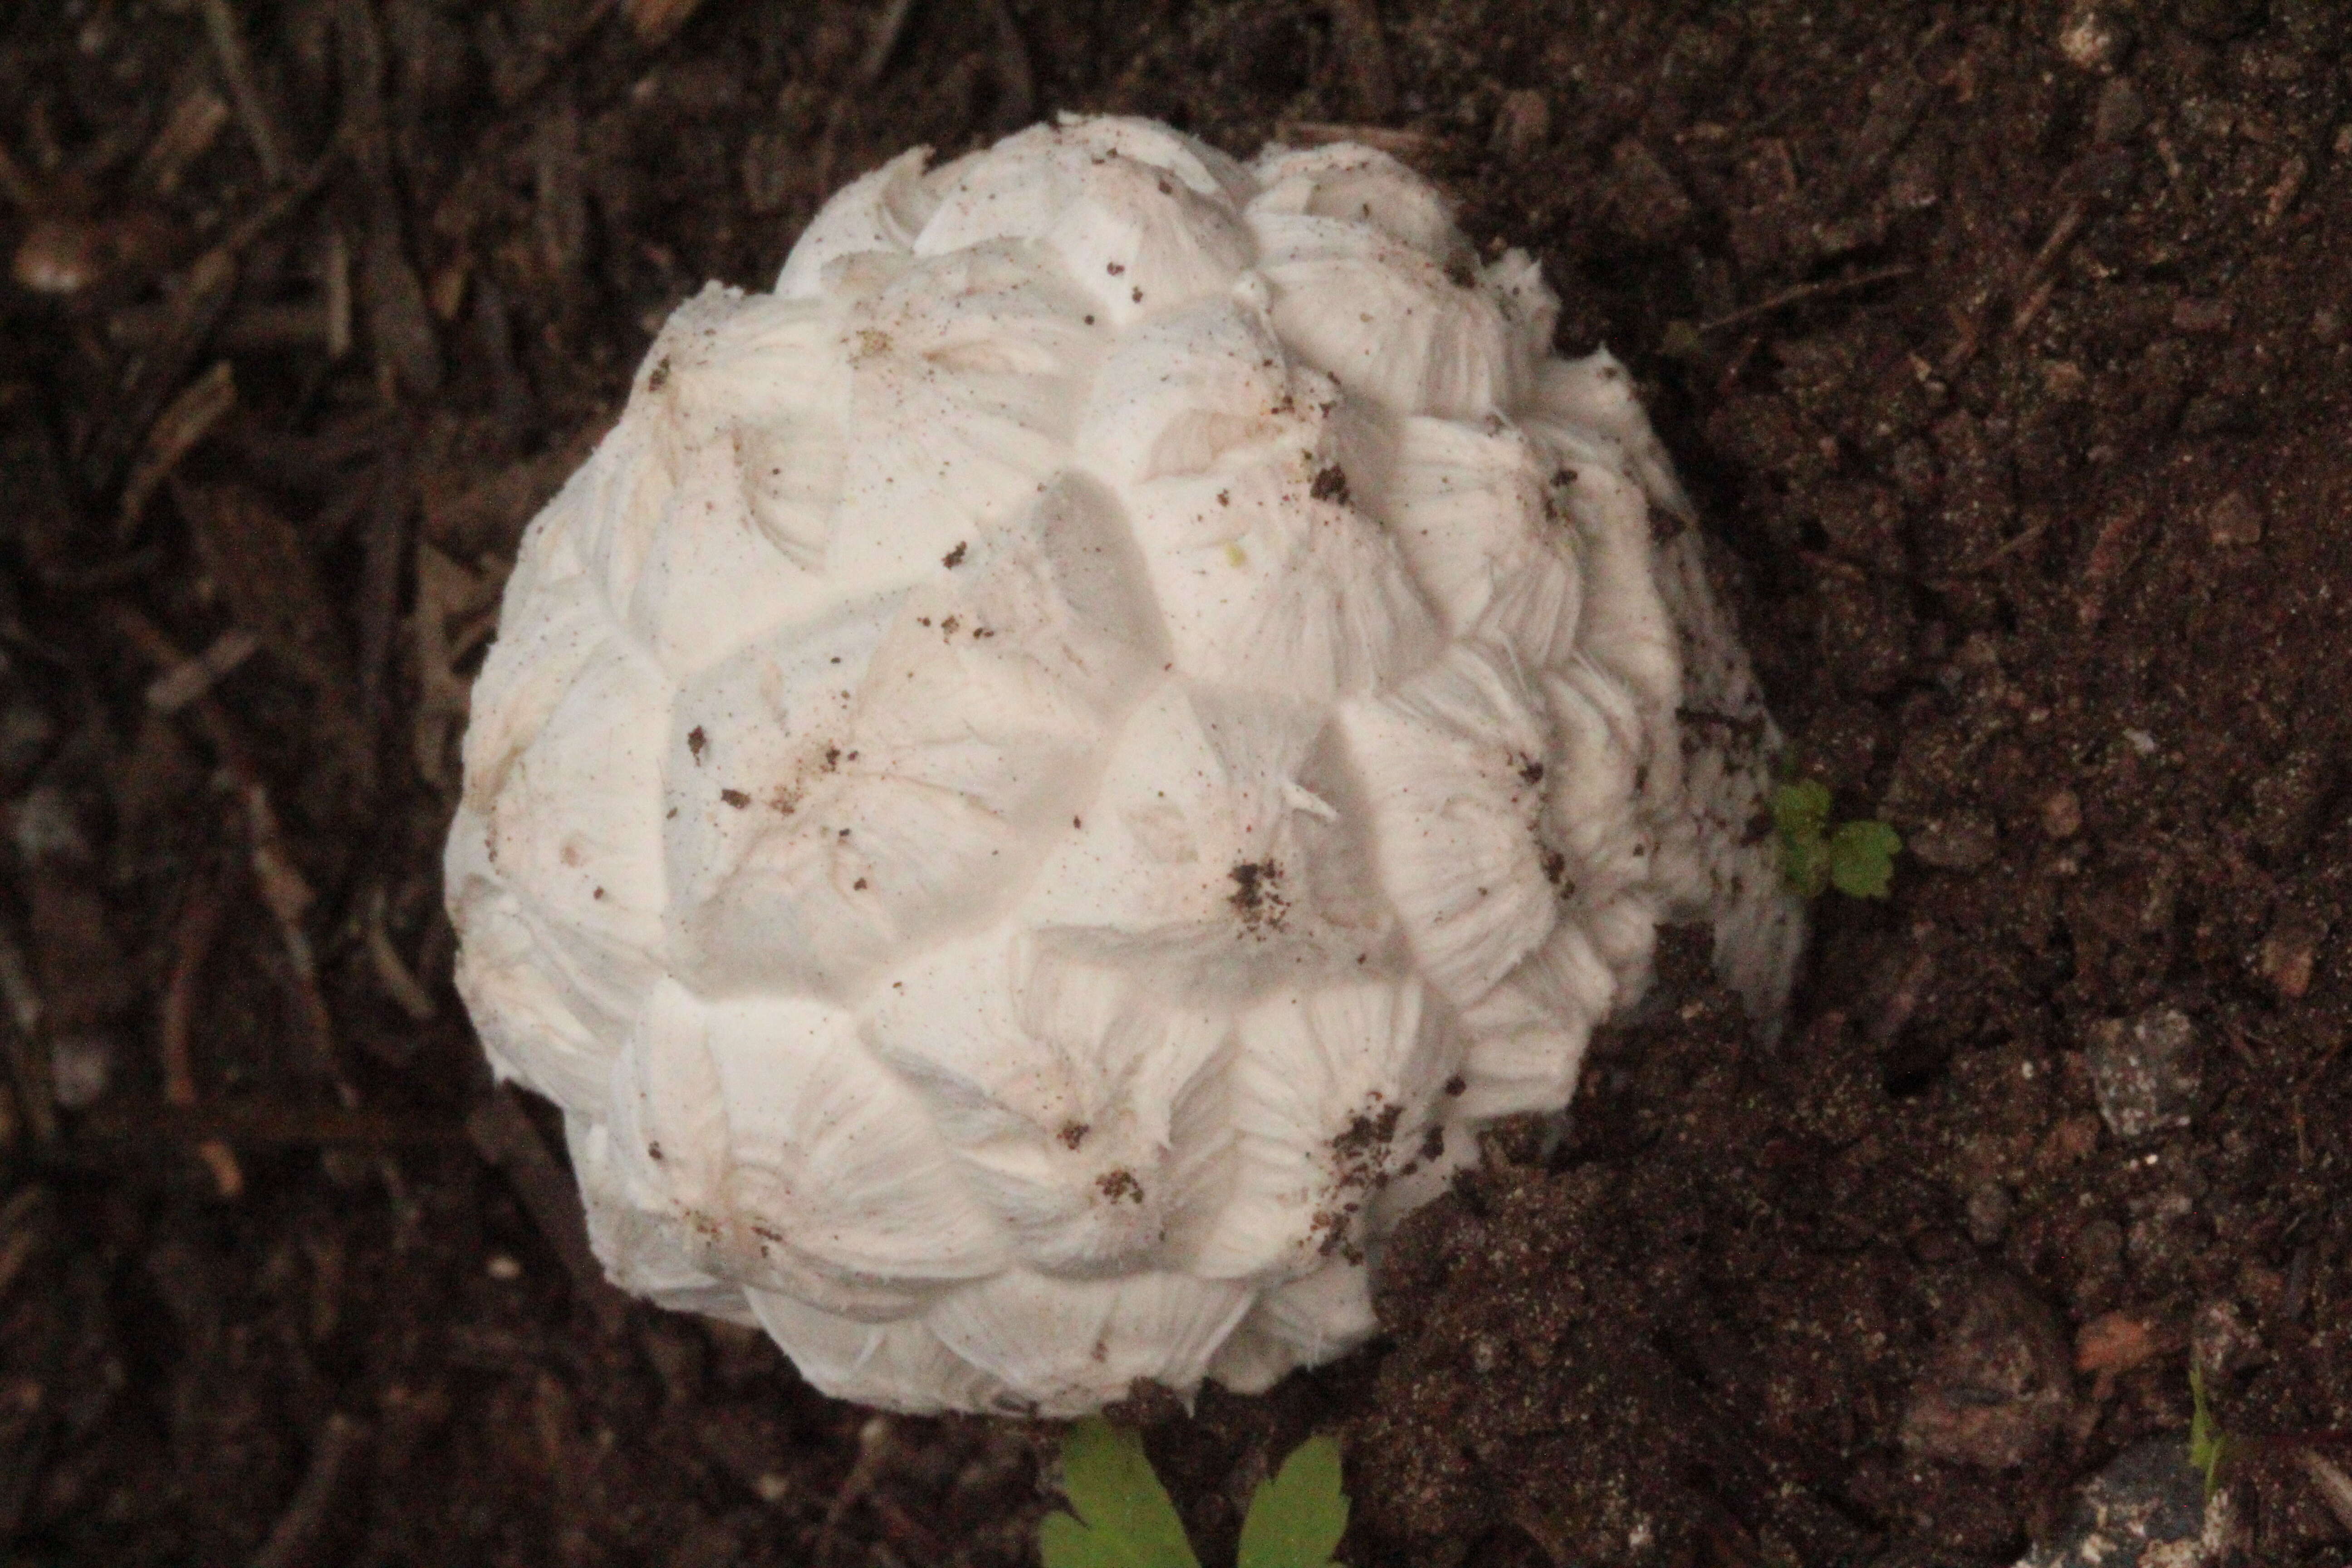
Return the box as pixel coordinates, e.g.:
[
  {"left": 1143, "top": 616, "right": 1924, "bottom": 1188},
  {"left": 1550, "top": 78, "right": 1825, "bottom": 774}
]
[
  {"left": 2085, "top": 1008, "right": 2198, "bottom": 1142},
  {"left": 2013, "top": 1438, "right": 2218, "bottom": 1568}
]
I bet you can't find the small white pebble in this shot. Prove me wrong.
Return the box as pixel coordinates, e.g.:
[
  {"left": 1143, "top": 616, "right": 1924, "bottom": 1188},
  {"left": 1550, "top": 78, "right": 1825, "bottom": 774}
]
[{"left": 486, "top": 1254, "right": 523, "bottom": 1281}]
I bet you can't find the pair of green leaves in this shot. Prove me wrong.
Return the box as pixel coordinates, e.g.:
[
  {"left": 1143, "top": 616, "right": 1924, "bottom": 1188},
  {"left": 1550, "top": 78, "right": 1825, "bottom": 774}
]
[
  {"left": 1039, "top": 1420, "right": 1347, "bottom": 1568},
  {"left": 1773, "top": 778, "right": 1901, "bottom": 900}
]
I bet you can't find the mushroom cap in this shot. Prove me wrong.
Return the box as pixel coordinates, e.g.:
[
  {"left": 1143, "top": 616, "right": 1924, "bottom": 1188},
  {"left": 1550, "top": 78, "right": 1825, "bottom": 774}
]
[{"left": 446, "top": 114, "right": 1801, "bottom": 1416}]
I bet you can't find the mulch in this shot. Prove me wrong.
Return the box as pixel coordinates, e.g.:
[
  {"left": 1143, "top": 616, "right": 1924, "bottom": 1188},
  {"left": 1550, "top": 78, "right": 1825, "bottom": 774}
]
[{"left": 0, "top": 1, "right": 2347, "bottom": 1564}]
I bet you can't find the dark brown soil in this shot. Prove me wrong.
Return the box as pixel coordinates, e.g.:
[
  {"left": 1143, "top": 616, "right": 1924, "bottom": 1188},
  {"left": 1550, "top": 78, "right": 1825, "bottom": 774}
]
[{"left": 2, "top": 2, "right": 2347, "bottom": 1565}]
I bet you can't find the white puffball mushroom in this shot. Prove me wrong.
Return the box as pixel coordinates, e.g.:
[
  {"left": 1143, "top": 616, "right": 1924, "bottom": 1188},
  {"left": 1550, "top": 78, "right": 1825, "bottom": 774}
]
[{"left": 446, "top": 114, "right": 1803, "bottom": 1418}]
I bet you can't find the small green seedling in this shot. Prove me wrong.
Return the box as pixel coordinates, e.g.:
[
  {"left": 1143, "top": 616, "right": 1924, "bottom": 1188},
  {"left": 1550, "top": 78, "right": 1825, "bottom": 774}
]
[
  {"left": 2189, "top": 1360, "right": 2233, "bottom": 1503},
  {"left": 1039, "top": 1419, "right": 1348, "bottom": 1568},
  {"left": 1773, "top": 778, "right": 1901, "bottom": 899},
  {"left": 2183, "top": 1359, "right": 2352, "bottom": 1527}
]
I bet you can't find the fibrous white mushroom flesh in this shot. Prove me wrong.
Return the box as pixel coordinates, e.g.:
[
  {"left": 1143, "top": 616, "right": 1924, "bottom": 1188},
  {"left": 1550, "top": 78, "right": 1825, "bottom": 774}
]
[{"left": 446, "top": 114, "right": 1803, "bottom": 1417}]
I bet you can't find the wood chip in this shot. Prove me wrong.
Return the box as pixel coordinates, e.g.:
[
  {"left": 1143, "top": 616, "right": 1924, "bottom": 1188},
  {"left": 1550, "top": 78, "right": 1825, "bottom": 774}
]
[
  {"left": 201, "top": 0, "right": 290, "bottom": 185},
  {"left": 859, "top": 0, "right": 921, "bottom": 84},
  {"left": 247, "top": 1412, "right": 369, "bottom": 1568},
  {"left": 12, "top": 216, "right": 106, "bottom": 295},
  {"left": 364, "top": 885, "right": 437, "bottom": 1021},
  {"left": 2300, "top": 1450, "right": 2352, "bottom": 1536},
  {"left": 2263, "top": 152, "right": 2309, "bottom": 228},
  {"left": 107, "top": 604, "right": 360, "bottom": 1119},
  {"left": 2074, "top": 1311, "right": 2161, "bottom": 1375},
  {"left": 337, "top": 0, "right": 442, "bottom": 397},
  {"left": 2077, "top": 497, "right": 2152, "bottom": 627},
  {"left": 1273, "top": 121, "right": 1438, "bottom": 158},
  {"left": 69, "top": 1101, "right": 466, "bottom": 1148},
  {"left": 162, "top": 874, "right": 242, "bottom": 1199},
  {"left": 0, "top": 925, "right": 50, "bottom": 1150},
  {"left": 358, "top": 448, "right": 412, "bottom": 744},
  {"left": 2006, "top": 200, "right": 2086, "bottom": 336},
  {"left": 118, "top": 360, "right": 236, "bottom": 540},
  {"left": 177, "top": 481, "right": 360, "bottom": 707},
  {"left": 533, "top": 91, "right": 587, "bottom": 283},
  {"left": 136, "top": 86, "right": 231, "bottom": 195},
  {"left": 362, "top": 191, "right": 444, "bottom": 397},
  {"left": 1492, "top": 89, "right": 1551, "bottom": 163},
  {"left": 412, "top": 541, "right": 489, "bottom": 792},
  {"left": 1327, "top": 0, "right": 1397, "bottom": 120},
  {"left": 627, "top": 0, "right": 706, "bottom": 47},
  {"left": 11, "top": 789, "right": 135, "bottom": 1033},
  {"left": 324, "top": 226, "right": 353, "bottom": 359},
  {"left": 333, "top": 0, "right": 389, "bottom": 168},
  {"left": 0, "top": 1188, "right": 45, "bottom": 1305},
  {"left": 0, "top": 141, "right": 37, "bottom": 212},
  {"left": 145, "top": 625, "right": 261, "bottom": 712},
  {"left": 1700, "top": 265, "right": 1916, "bottom": 334},
  {"left": 83, "top": 246, "right": 237, "bottom": 495}
]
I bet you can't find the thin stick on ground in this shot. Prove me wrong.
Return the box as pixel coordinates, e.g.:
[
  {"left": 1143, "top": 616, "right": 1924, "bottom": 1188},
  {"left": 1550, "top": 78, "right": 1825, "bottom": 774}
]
[
  {"left": 0, "top": 927, "right": 53, "bottom": 1147},
  {"left": 199, "top": 0, "right": 289, "bottom": 185},
  {"left": 247, "top": 1411, "right": 369, "bottom": 1568},
  {"left": 1699, "top": 265, "right": 1917, "bottom": 334},
  {"left": 162, "top": 870, "right": 242, "bottom": 1197},
  {"left": 106, "top": 603, "right": 357, "bottom": 1111}
]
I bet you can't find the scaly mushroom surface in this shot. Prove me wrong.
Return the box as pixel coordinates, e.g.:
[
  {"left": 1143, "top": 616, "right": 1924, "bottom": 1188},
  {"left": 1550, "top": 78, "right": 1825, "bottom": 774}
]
[{"left": 445, "top": 114, "right": 1802, "bottom": 1416}]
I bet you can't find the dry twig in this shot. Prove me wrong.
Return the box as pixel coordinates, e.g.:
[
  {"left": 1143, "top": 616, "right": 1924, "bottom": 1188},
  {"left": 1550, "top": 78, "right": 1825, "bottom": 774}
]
[
  {"left": 859, "top": 0, "right": 922, "bottom": 84},
  {"left": 200, "top": 0, "right": 290, "bottom": 184},
  {"left": 2006, "top": 199, "right": 2086, "bottom": 336},
  {"left": 1700, "top": 265, "right": 1916, "bottom": 334},
  {"left": 0, "top": 1187, "right": 46, "bottom": 1305},
  {"left": 1273, "top": 121, "right": 1438, "bottom": 159},
  {"left": 2302, "top": 1450, "right": 2352, "bottom": 1537},
  {"left": 143, "top": 628, "right": 260, "bottom": 713},
  {"left": 357, "top": 446, "right": 412, "bottom": 749},
  {"left": 364, "top": 885, "right": 438, "bottom": 1022},
  {"left": 106, "top": 603, "right": 356, "bottom": 1115},
  {"left": 117, "top": 360, "right": 235, "bottom": 540},
  {"left": 162, "top": 872, "right": 243, "bottom": 1198},
  {"left": 247, "top": 1411, "right": 369, "bottom": 1568},
  {"left": 176, "top": 480, "right": 372, "bottom": 782},
  {"left": 412, "top": 541, "right": 504, "bottom": 792},
  {"left": 467, "top": 1087, "right": 632, "bottom": 1335},
  {"left": 134, "top": 87, "right": 231, "bottom": 196},
  {"left": 0, "top": 928, "right": 54, "bottom": 1147},
  {"left": 68, "top": 1102, "right": 465, "bottom": 1149}
]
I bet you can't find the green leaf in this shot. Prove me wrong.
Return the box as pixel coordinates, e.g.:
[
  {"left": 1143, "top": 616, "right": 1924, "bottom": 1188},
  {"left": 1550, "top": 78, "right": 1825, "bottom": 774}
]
[
  {"left": 1780, "top": 832, "right": 1829, "bottom": 898},
  {"left": 1236, "top": 1436, "right": 1348, "bottom": 1568},
  {"left": 2189, "top": 1361, "right": 2232, "bottom": 1502},
  {"left": 1827, "top": 819, "right": 1901, "bottom": 899},
  {"left": 1039, "top": 1420, "right": 1201, "bottom": 1568},
  {"left": 1772, "top": 778, "right": 1833, "bottom": 840},
  {"left": 1773, "top": 779, "right": 1833, "bottom": 898}
]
